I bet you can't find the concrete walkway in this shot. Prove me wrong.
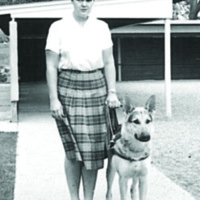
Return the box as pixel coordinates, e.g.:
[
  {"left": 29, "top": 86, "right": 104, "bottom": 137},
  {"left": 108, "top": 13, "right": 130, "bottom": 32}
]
[{"left": 13, "top": 83, "right": 196, "bottom": 200}]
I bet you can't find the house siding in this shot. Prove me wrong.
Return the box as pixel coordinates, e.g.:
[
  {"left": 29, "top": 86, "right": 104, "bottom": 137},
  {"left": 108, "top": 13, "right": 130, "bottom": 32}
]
[
  {"left": 113, "top": 37, "right": 200, "bottom": 81},
  {"left": 15, "top": 19, "right": 200, "bottom": 82}
]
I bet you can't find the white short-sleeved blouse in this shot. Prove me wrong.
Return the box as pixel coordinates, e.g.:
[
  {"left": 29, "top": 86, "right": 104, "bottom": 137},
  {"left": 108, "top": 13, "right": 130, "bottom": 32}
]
[{"left": 45, "top": 13, "right": 113, "bottom": 71}]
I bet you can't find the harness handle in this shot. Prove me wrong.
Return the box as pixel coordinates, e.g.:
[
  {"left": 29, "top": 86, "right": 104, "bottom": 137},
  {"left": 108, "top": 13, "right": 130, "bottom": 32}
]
[{"left": 105, "top": 105, "right": 122, "bottom": 148}]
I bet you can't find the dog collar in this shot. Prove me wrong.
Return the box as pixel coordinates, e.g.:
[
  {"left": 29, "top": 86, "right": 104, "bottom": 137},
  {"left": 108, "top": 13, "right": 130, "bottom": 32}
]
[{"left": 111, "top": 148, "right": 150, "bottom": 162}]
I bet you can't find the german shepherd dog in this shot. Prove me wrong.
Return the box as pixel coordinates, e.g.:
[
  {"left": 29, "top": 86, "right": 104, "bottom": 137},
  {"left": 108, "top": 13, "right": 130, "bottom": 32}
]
[{"left": 106, "top": 95, "right": 156, "bottom": 200}]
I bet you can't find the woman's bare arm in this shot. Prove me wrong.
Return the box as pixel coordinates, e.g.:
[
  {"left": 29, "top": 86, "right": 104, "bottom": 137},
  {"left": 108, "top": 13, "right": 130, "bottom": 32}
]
[{"left": 46, "top": 50, "right": 63, "bottom": 119}]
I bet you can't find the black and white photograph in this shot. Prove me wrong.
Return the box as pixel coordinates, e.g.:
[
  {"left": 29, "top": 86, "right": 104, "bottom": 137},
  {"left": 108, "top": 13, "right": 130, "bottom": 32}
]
[{"left": 0, "top": 0, "right": 200, "bottom": 200}]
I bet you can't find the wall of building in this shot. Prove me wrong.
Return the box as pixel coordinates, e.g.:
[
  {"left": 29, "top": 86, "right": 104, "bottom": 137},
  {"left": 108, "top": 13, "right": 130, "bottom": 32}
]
[
  {"left": 113, "top": 37, "right": 200, "bottom": 81},
  {"left": 17, "top": 18, "right": 55, "bottom": 82},
  {"left": 16, "top": 19, "right": 200, "bottom": 82}
]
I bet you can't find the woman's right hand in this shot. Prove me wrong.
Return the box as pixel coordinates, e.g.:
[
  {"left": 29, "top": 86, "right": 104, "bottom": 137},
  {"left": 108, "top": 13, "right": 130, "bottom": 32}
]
[{"left": 50, "top": 99, "right": 64, "bottom": 120}]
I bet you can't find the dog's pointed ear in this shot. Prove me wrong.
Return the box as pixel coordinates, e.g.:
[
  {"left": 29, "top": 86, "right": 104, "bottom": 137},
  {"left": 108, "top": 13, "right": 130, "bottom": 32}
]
[
  {"left": 145, "top": 95, "right": 156, "bottom": 114},
  {"left": 123, "top": 96, "right": 134, "bottom": 114}
]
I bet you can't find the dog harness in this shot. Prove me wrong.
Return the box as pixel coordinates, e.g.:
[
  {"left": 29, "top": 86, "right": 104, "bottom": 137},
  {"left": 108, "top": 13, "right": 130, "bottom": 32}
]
[
  {"left": 106, "top": 106, "right": 150, "bottom": 162},
  {"left": 111, "top": 148, "right": 150, "bottom": 162}
]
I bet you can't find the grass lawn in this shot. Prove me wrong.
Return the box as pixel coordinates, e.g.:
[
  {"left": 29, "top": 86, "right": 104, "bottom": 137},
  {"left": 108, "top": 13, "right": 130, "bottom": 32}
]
[{"left": 0, "top": 132, "right": 18, "bottom": 200}]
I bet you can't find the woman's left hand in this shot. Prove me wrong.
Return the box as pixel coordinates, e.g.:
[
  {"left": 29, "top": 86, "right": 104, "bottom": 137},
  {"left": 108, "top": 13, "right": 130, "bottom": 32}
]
[{"left": 106, "top": 93, "right": 121, "bottom": 108}]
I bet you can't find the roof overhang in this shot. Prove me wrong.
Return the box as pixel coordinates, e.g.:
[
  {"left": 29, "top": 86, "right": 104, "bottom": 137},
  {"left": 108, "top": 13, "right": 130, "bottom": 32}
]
[
  {"left": 111, "top": 20, "right": 200, "bottom": 37},
  {"left": 0, "top": 0, "right": 172, "bottom": 19}
]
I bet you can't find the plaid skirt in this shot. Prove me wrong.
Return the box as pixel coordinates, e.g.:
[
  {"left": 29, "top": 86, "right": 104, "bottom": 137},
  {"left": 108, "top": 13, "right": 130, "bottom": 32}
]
[{"left": 56, "top": 69, "right": 108, "bottom": 170}]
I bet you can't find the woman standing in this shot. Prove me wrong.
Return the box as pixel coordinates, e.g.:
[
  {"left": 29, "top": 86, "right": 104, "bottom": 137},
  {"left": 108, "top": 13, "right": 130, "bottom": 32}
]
[{"left": 45, "top": 0, "right": 120, "bottom": 200}]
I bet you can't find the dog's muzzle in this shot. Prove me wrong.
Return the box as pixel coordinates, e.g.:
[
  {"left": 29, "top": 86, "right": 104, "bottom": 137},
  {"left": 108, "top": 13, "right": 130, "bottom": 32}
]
[{"left": 135, "top": 133, "right": 151, "bottom": 142}]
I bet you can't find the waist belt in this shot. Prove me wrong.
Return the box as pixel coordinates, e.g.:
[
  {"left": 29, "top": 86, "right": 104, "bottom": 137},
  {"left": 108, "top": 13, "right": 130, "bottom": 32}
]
[{"left": 61, "top": 68, "right": 103, "bottom": 73}]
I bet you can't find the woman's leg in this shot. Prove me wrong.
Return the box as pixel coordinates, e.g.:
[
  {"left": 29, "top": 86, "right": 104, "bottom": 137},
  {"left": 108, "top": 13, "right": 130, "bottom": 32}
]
[
  {"left": 82, "top": 166, "right": 98, "bottom": 200},
  {"left": 64, "top": 157, "right": 82, "bottom": 200}
]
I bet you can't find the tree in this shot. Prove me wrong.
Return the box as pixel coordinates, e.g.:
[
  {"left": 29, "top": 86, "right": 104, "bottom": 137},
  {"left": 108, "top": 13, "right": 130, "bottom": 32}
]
[
  {"left": 0, "top": 29, "right": 9, "bottom": 43},
  {"left": 173, "top": 0, "right": 200, "bottom": 19},
  {"left": 189, "top": 0, "right": 200, "bottom": 19}
]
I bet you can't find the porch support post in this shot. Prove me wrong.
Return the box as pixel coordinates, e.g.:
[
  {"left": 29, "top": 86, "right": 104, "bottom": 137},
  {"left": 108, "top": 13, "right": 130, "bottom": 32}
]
[
  {"left": 117, "top": 37, "right": 122, "bottom": 81},
  {"left": 9, "top": 18, "right": 19, "bottom": 122},
  {"left": 164, "top": 19, "right": 171, "bottom": 118}
]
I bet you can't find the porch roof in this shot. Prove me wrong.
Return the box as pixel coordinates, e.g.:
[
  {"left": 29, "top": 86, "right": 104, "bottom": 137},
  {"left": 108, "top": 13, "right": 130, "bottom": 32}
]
[
  {"left": 111, "top": 20, "right": 200, "bottom": 37},
  {"left": 0, "top": 0, "right": 172, "bottom": 19}
]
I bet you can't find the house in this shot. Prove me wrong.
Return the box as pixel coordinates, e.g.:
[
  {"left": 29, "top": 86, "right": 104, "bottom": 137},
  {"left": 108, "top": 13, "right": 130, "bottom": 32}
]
[{"left": 1, "top": 0, "right": 199, "bottom": 121}]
